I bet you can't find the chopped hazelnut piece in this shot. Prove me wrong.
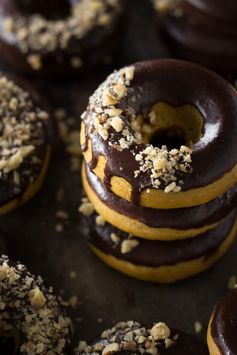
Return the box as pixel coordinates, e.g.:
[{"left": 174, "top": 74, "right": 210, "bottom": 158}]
[
  {"left": 29, "top": 287, "right": 46, "bottom": 310},
  {"left": 121, "top": 239, "right": 140, "bottom": 254},
  {"left": 150, "top": 322, "right": 171, "bottom": 340}
]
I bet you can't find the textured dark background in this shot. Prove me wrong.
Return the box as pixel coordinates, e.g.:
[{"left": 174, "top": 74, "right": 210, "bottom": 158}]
[{"left": 0, "top": 0, "right": 236, "bottom": 352}]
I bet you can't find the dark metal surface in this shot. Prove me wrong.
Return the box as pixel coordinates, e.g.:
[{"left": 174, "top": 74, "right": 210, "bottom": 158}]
[{"left": 0, "top": 0, "right": 236, "bottom": 351}]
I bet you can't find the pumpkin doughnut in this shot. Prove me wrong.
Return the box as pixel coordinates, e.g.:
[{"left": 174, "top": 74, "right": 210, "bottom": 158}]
[
  {"left": 0, "top": 73, "right": 51, "bottom": 214},
  {"left": 0, "top": 255, "right": 71, "bottom": 354},
  {"left": 0, "top": 0, "right": 123, "bottom": 75},
  {"left": 83, "top": 162, "right": 237, "bottom": 240},
  {"left": 153, "top": 0, "right": 237, "bottom": 74},
  {"left": 75, "top": 320, "right": 209, "bottom": 354},
  {"left": 84, "top": 210, "right": 237, "bottom": 283},
  {"left": 207, "top": 288, "right": 237, "bottom": 355},
  {"left": 81, "top": 60, "right": 237, "bottom": 209}
]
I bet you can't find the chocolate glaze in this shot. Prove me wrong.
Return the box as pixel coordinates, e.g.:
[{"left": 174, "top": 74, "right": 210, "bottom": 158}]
[
  {"left": 0, "top": 73, "right": 52, "bottom": 208},
  {"left": 211, "top": 288, "right": 237, "bottom": 355},
  {"left": 0, "top": 0, "right": 124, "bottom": 76},
  {"left": 83, "top": 60, "right": 237, "bottom": 206},
  {"left": 13, "top": 0, "right": 71, "bottom": 18},
  {"left": 86, "top": 210, "right": 236, "bottom": 267},
  {"left": 90, "top": 328, "right": 208, "bottom": 355},
  {"left": 157, "top": 1, "right": 237, "bottom": 73},
  {"left": 86, "top": 163, "right": 237, "bottom": 230},
  {"left": 186, "top": 0, "right": 237, "bottom": 23}
]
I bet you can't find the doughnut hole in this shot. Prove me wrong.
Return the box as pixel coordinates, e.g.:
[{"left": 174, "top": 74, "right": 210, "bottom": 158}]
[
  {"left": 141, "top": 102, "right": 204, "bottom": 149},
  {"left": 0, "top": 327, "right": 19, "bottom": 354}
]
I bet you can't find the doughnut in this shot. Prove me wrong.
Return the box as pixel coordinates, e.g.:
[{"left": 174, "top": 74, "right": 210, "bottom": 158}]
[
  {"left": 0, "top": 72, "right": 51, "bottom": 214},
  {"left": 208, "top": 288, "right": 237, "bottom": 355},
  {"left": 81, "top": 60, "right": 237, "bottom": 210},
  {"left": 85, "top": 209, "right": 237, "bottom": 283},
  {"left": 83, "top": 161, "right": 237, "bottom": 240},
  {"left": 75, "top": 320, "right": 209, "bottom": 354},
  {"left": 0, "top": 0, "right": 123, "bottom": 75},
  {"left": 153, "top": 0, "right": 237, "bottom": 74},
  {"left": 0, "top": 255, "right": 71, "bottom": 354}
]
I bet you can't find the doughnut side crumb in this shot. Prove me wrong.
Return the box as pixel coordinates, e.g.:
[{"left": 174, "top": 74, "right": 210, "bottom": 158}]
[
  {"left": 75, "top": 321, "right": 176, "bottom": 354},
  {"left": 194, "top": 321, "right": 202, "bottom": 334},
  {"left": 79, "top": 197, "right": 94, "bottom": 216},
  {"left": 0, "top": 255, "right": 71, "bottom": 354},
  {"left": 96, "top": 215, "right": 106, "bottom": 226},
  {"left": 228, "top": 275, "right": 237, "bottom": 290},
  {"left": 3, "top": 0, "right": 121, "bottom": 54},
  {"left": 0, "top": 73, "right": 49, "bottom": 191},
  {"left": 121, "top": 239, "right": 140, "bottom": 254}
]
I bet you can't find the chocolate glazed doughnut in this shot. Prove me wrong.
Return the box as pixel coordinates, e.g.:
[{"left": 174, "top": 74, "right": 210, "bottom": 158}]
[
  {"left": 154, "top": 0, "right": 237, "bottom": 74},
  {"left": 85, "top": 210, "right": 237, "bottom": 283},
  {"left": 208, "top": 288, "right": 237, "bottom": 355},
  {"left": 0, "top": 72, "right": 51, "bottom": 214},
  {"left": 0, "top": 255, "right": 71, "bottom": 354},
  {"left": 83, "top": 162, "right": 237, "bottom": 240},
  {"left": 75, "top": 321, "right": 209, "bottom": 354},
  {"left": 81, "top": 60, "right": 237, "bottom": 209},
  {"left": 0, "top": 0, "right": 124, "bottom": 75}
]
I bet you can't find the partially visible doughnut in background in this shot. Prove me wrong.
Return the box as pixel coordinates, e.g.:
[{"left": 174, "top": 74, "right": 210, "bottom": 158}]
[
  {"left": 0, "top": 72, "right": 52, "bottom": 214},
  {"left": 0, "top": 255, "right": 72, "bottom": 354},
  {"left": 208, "top": 287, "right": 237, "bottom": 355},
  {"left": 0, "top": 0, "right": 124, "bottom": 75}
]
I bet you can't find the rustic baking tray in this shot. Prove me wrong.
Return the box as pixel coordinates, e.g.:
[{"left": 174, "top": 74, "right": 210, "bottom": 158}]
[{"left": 1, "top": 0, "right": 236, "bottom": 352}]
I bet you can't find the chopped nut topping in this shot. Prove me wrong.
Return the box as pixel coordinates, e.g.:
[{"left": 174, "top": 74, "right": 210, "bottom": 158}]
[
  {"left": 121, "top": 239, "right": 140, "bottom": 254},
  {"left": 150, "top": 322, "right": 171, "bottom": 340},
  {"left": 110, "top": 233, "right": 120, "bottom": 243},
  {"left": 134, "top": 144, "right": 192, "bottom": 191},
  {"left": 75, "top": 321, "right": 175, "bottom": 355},
  {"left": 29, "top": 287, "right": 46, "bottom": 309},
  {"left": 102, "top": 342, "right": 119, "bottom": 355},
  {"left": 0, "top": 255, "right": 71, "bottom": 354}
]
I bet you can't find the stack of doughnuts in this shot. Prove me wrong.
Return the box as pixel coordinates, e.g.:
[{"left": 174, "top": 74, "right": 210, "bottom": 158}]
[
  {"left": 80, "top": 59, "right": 237, "bottom": 283},
  {"left": 0, "top": 0, "right": 124, "bottom": 75},
  {"left": 153, "top": 0, "right": 237, "bottom": 75}
]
